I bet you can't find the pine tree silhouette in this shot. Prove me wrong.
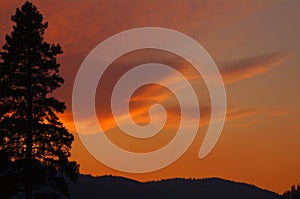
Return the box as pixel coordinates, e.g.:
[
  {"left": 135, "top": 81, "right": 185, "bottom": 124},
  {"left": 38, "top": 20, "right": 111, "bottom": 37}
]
[
  {"left": 279, "top": 184, "right": 300, "bottom": 199},
  {"left": 0, "top": 1, "right": 79, "bottom": 198}
]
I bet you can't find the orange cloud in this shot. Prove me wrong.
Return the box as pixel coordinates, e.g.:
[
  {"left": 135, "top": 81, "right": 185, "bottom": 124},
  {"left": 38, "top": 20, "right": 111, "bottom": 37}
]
[
  {"left": 221, "top": 52, "right": 290, "bottom": 84},
  {"left": 269, "top": 108, "right": 291, "bottom": 117},
  {"left": 294, "top": 124, "right": 300, "bottom": 130},
  {"left": 226, "top": 109, "right": 259, "bottom": 120},
  {"left": 226, "top": 107, "right": 291, "bottom": 121},
  {"left": 224, "top": 107, "right": 292, "bottom": 129}
]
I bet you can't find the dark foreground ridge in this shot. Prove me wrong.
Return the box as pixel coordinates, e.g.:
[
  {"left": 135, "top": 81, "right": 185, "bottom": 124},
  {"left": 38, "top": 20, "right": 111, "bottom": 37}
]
[{"left": 67, "top": 175, "right": 278, "bottom": 199}]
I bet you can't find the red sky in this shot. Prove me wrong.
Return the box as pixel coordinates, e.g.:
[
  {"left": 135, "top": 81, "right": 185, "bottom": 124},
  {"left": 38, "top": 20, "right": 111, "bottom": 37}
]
[{"left": 1, "top": 0, "right": 300, "bottom": 193}]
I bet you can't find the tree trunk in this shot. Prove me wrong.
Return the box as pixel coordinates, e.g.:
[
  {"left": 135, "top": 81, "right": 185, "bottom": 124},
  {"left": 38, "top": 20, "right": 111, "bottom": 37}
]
[{"left": 25, "top": 63, "right": 33, "bottom": 199}]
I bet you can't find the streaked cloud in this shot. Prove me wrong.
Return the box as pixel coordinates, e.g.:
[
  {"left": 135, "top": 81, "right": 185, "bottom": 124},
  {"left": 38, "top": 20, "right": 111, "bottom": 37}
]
[
  {"left": 294, "top": 124, "right": 300, "bottom": 130},
  {"left": 226, "top": 108, "right": 259, "bottom": 120},
  {"left": 220, "top": 52, "right": 290, "bottom": 84}
]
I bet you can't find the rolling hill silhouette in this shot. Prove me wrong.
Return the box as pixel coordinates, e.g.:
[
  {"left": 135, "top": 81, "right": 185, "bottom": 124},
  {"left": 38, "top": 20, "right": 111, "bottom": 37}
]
[{"left": 67, "top": 175, "right": 278, "bottom": 199}]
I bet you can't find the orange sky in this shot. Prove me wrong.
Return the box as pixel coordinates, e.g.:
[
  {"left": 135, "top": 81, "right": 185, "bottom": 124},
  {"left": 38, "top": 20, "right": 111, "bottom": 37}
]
[{"left": 1, "top": 0, "right": 300, "bottom": 194}]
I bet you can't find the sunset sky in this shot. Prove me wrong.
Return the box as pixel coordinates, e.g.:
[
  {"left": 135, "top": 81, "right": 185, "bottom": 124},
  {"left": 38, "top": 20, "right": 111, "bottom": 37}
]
[{"left": 1, "top": 0, "right": 300, "bottom": 194}]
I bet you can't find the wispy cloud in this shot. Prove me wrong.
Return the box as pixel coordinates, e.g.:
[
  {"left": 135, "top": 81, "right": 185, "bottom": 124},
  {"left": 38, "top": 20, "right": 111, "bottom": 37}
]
[
  {"left": 226, "top": 108, "right": 259, "bottom": 120},
  {"left": 220, "top": 52, "right": 290, "bottom": 84},
  {"left": 269, "top": 108, "right": 291, "bottom": 117},
  {"left": 225, "top": 107, "right": 292, "bottom": 128},
  {"left": 226, "top": 107, "right": 291, "bottom": 120},
  {"left": 294, "top": 124, "right": 300, "bottom": 130}
]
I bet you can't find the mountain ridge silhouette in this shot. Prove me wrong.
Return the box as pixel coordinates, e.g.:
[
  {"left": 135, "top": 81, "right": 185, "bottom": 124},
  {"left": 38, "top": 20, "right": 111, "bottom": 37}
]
[{"left": 67, "top": 174, "right": 278, "bottom": 199}]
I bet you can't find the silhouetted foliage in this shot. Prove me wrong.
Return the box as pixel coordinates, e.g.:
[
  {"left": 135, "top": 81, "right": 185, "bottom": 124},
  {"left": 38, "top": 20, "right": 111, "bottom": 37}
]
[
  {"left": 0, "top": 1, "right": 79, "bottom": 198},
  {"left": 66, "top": 175, "right": 278, "bottom": 199},
  {"left": 278, "top": 185, "right": 300, "bottom": 199}
]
